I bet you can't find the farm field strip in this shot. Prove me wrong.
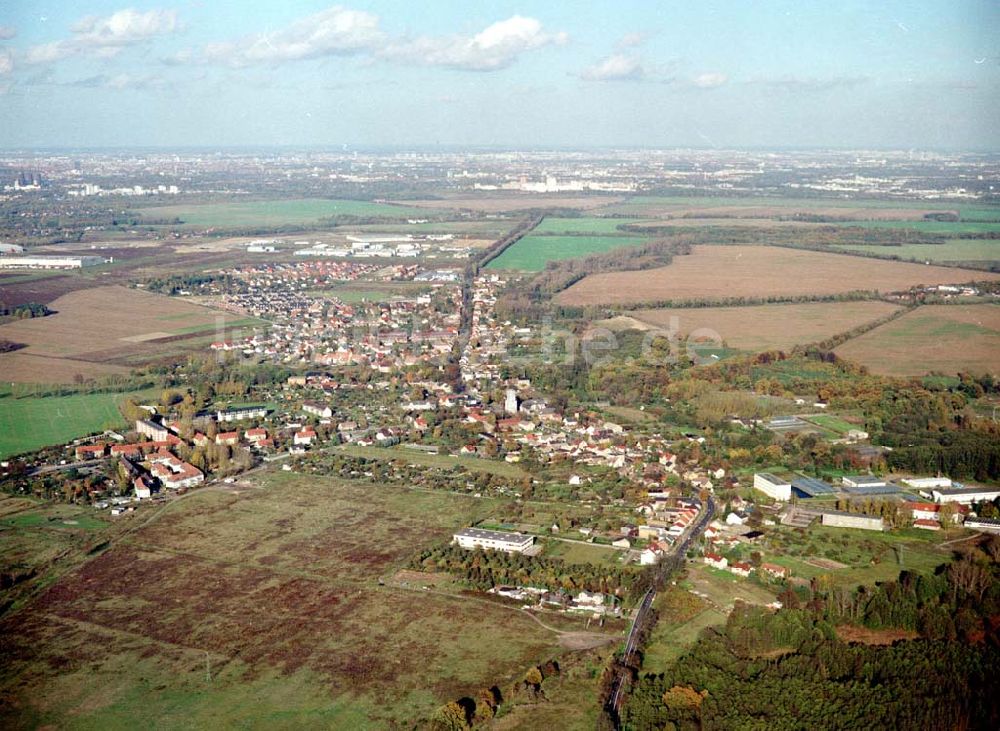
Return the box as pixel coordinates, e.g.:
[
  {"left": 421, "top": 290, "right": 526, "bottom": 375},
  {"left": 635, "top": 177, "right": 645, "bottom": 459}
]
[
  {"left": 623, "top": 301, "right": 902, "bottom": 352},
  {"left": 834, "top": 304, "right": 1000, "bottom": 376},
  {"left": 555, "top": 245, "right": 1000, "bottom": 305},
  {"left": 0, "top": 285, "right": 262, "bottom": 381}
]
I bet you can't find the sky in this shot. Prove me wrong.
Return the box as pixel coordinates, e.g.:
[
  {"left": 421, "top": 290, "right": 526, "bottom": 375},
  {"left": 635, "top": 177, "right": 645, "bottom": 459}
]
[{"left": 0, "top": 1, "right": 997, "bottom": 150}]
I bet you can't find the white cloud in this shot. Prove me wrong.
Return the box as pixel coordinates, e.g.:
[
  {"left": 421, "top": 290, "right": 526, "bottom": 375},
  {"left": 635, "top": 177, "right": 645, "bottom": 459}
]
[
  {"left": 23, "top": 41, "right": 76, "bottom": 65},
  {"left": 71, "top": 8, "right": 179, "bottom": 48},
  {"left": 692, "top": 72, "right": 727, "bottom": 89},
  {"left": 22, "top": 8, "right": 180, "bottom": 67},
  {"left": 0, "top": 48, "right": 13, "bottom": 75},
  {"left": 615, "top": 32, "right": 649, "bottom": 49},
  {"left": 382, "top": 15, "right": 568, "bottom": 71},
  {"left": 0, "top": 25, "right": 16, "bottom": 40},
  {"left": 579, "top": 53, "right": 645, "bottom": 82},
  {"left": 202, "top": 6, "right": 383, "bottom": 66}
]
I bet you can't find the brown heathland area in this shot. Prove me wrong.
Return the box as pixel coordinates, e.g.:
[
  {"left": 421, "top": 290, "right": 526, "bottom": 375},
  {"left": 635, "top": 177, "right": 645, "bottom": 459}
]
[
  {"left": 623, "top": 301, "right": 902, "bottom": 351},
  {"left": 835, "top": 304, "right": 1000, "bottom": 376},
  {"left": 0, "top": 476, "right": 574, "bottom": 728},
  {"left": 0, "top": 285, "right": 254, "bottom": 382},
  {"left": 555, "top": 245, "right": 1000, "bottom": 306}
]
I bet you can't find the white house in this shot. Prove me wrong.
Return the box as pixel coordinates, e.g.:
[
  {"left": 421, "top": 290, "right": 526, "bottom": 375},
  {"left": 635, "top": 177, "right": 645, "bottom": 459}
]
[
  {"left": 902, "top": 476, "right": 952, "bottom": 490},
  {"left": 703, "top": 552, "right": 728, "bottom": 570}
]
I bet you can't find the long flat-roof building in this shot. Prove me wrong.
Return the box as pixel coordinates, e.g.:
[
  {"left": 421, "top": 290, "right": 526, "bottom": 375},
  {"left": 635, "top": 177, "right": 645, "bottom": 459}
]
[
  {"left": 791, "top": 475, "right": 836, "bottom": 498},
  {"left": 902, "top": 476, "right": 952, "bottom": 490},
  {"left": 931, "top": 487, "right": 1000, "bottom": 505},
  {"left": 754, "top": 473, "right": 792, "bottom": 501},
  {"left": 820, "top": 510, "right": 885, "bottom": 532},
  {"left": 0, "top": 255, "right": 104, "bottom": 269},
  {"left": 842, "top": 475, "right": 887, "bottom": 489},
  {"left": 453, "top": 527, "right": 534, "bottom": 553}
]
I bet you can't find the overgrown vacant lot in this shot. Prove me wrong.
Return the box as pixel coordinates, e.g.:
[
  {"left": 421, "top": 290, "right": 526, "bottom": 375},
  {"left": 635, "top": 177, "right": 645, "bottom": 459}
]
[
  {"left": 555, "top": 245, "right": 1000, "bottom": 305},
  {"left": 0, "top": 285, "right": 259, "bottom": 381},
  {"left": 136, "top": 198, "right": 435, "bottom": 228},
  {"left": 622, "top": 301, "right": 902, "bottom": 351},
  {"left": 835, "top": 304, "right": 1000, "bottom": 376},
  {"left": 0, "top": 474, "right": 571, "bottom": 729}
]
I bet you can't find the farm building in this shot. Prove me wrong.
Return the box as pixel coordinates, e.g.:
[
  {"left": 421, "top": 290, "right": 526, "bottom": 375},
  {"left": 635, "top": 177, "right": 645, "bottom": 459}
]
[
  {"left": 820, "top": 510, "right": 885, "bottom": 532},
  {"left": 453, "top": 528, "right": 534, "bottom": 553},
  {"left": 754, "top": 473, "right": 792, "bottom": 501},
  {"left": 791, "top": 475, "right": 836, "bottom": 499},
  {"left": 932, "top": 487, "right": 1000, "bottom": 505},
  {"left": 842, "top": 475, "right": 887, "bottom": 489}
]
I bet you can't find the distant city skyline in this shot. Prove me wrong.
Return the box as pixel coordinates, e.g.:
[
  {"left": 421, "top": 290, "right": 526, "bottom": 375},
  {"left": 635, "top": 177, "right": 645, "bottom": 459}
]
[{"left": 0, "top": 1, "right": 997, "bottom": 150}]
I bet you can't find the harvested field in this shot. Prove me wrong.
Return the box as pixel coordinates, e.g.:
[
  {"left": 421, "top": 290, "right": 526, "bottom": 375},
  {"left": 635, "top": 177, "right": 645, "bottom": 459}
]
[
  {"left": 0, "top": 352, "right": 130, "bottom": 383},
  {"left": 399, "top": 195, "right": 623, "bottom": 213},
  {"left": 0, "top": 473, "right": 576, "bottom": 728},
  {"left": 620, "top": 301, "right": 902, "bottom": 351},
  {"left": 0, "top": 285, "right": 261, "bottom": 380},
  {"left": 0, "top": 273, "right": 95, "bottom": 307},
  {"left": 555, "top": 245, "right": 1000, "bottom": 305},
  {"left": 835, "top": 304, "right": 1000, "bottom": 376}
]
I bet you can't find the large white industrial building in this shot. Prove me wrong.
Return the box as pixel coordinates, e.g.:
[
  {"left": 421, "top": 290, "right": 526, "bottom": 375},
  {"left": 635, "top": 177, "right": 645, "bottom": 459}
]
[
  {"left": 0, "top": 255, "right": 104, "bottom": 269},
  {"left": 753, "top": 473, "right": 792, "bottom": 501},
  {"left": 453, "top": 527, "right": 534, "bottom": 553}
]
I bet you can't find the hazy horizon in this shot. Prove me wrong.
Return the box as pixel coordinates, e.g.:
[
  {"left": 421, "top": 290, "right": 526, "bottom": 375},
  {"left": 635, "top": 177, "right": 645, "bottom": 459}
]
[{"left": 0, "top": 1, "right": 998, "bottom": 150}]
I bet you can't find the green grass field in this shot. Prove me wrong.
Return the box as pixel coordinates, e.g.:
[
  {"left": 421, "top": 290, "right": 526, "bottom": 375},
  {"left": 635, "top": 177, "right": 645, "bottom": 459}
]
[
  {"left": 0, "top": 390, "right": 149, "bottom": 458},
  {"left": 532, "top": 217, "right": 650, "bottom": 235},
  {"left": 541, "top": 539, "right": 623, "bottom": 566},
  {"left": 486, "top": 234, "right": 650, "bottom": 271},
  {"left": 831, "top": 239, "right": 1000, "bottom": 263},
  {"left": 803, "top": 414, "right": 859, "bottom": 435},
  {"left": 135, "top": 199, "right": 440, "bottom": 228}
]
